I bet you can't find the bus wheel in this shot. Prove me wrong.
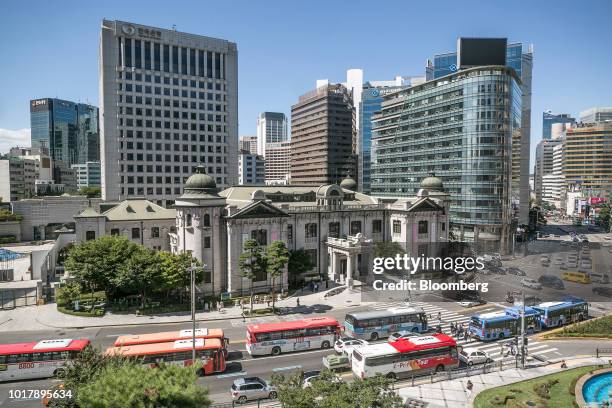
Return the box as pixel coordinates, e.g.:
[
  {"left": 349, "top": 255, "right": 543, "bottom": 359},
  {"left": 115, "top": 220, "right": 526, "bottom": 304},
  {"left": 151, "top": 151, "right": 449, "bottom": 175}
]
[
  {"left": 497, "top": 333, "right": 504, "bottom": 340},
  {"left": 237, "top": 396, "right": 247, "bottom": 404},
  {"left": 271, "top": 346, "right": 281, "bottom": 356},
  {"left": 412, "top": 327, "right": 419, "bottom": 333},
  {"left": 558, "top": 319, "right": 564, "bottom": 327},
  {"left": 269, "top": 391, "right": 278, "bottom": 399},
  {"left": 386, "top": 372, "right": 396, "bottom": 381},
  {"left": 578, "top": 314, "right": 584, "bottom": 321},
  {"left": 53, "top": 368, "right": 66, "bottom": 378},
  {"left": 435, "top": 365, "right": 445, "bottom": 374},
  {"left": 370, "top": 332, "right": 379, "bottom": 341},
  {"left": 321, "top": 340, "right": 330, "bottom": 349}
]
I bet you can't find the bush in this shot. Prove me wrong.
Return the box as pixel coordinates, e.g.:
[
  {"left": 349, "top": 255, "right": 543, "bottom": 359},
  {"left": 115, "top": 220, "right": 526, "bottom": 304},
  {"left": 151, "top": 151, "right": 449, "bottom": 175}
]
[
  {"left": 0, "top": 235, "right": 17, "bottom": 244},
  {"left": 533, "top": 379, "right": 559, "bottom": 399},
  {"left": 57, "top": 306, "right": 104, "bottom": 318},
  {"left": 56, "top": 283, "right": 82, "bottom": 306}
]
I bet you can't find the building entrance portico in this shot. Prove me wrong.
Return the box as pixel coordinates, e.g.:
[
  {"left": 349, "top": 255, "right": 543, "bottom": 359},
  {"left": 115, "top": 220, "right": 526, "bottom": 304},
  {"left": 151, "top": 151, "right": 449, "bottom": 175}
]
[{"left": 326, "top": 234, "right": 373, "bottom": 288}]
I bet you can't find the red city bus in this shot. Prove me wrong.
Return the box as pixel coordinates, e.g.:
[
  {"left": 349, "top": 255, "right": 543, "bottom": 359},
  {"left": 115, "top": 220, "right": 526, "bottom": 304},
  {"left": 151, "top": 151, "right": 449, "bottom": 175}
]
[
  {"left": 351, "top": 333, "right": 459, "bottom": 380},
  {"left": 114, "top": 328, "right": 228, "bottom": 349},
  {"left": 105, "top": 338, "right": 226, "bottom": 375},
  {"left": 246, "top": 316, "right": 340, "bottom": 356},
  {"left": 0, "top": 339, "right": 91, "bottom": 381}
]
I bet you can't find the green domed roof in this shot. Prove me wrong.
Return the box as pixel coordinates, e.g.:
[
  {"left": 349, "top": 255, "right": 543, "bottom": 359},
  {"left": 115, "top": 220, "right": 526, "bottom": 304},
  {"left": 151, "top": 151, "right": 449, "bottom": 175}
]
[
  {"left": 185, "top": 166, "right": 216, "bottom": 190},
  {"left": 420, "top": 174, "right": 443, "bottom": 191},
  {"left": 340, "top": 177, "right": 357, "bottom": 191}
]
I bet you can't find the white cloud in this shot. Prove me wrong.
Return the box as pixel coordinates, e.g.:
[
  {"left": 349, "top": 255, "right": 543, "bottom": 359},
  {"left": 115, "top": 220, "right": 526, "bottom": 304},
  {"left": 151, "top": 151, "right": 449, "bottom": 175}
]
[{"left": 0, "top": 128, "right": 31, "bottom": 154}]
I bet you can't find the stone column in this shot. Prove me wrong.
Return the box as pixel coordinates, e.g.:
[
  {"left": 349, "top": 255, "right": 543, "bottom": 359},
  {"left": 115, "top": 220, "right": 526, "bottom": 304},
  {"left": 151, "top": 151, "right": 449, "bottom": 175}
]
[{"left": 346, "top": 253, "right": 354, "bottom": 288}]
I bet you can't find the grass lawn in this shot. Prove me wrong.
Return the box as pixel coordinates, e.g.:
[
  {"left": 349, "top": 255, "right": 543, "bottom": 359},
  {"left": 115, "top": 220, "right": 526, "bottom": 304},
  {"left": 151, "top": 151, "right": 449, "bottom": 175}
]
[
  {"left": 543, "top": 314, "right": 612, "bottom": 339},
  {"left": 473, "top": 365, "right": 602, "bottom": 408}
]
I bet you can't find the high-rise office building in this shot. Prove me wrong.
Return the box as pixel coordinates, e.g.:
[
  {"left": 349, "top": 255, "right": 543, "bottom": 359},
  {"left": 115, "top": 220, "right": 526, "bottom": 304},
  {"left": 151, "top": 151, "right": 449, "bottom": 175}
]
[
  {"left": 564, "top": 122, "right": 612, "bottom": 198},
  {"left": 580, "top": 107, "right": 612, "bottom": 123},
  {"left": 238, "top": 150, "right": 265, "bottom": 185},
  {"left": 534, "top": 138, "right": 562, "bottom": 204},
  {"left": 99, "top": 20, "right": 238, "bottom": 205},
  {"left": 264, "top": 141, "right": 291, "bottom": 185},
  {"left": 371, "top": 65, "right": 522, "bottom": 252},
  {"left": 291, "top": 84, "right": 356, "bottom": 185},
  {"left": 425, "top": 39, "right": 533, "bottom": 225},
  {"left": 72, "top": 161, "right": 101, "bottom": 189},
  {"left": 256, "top": 112, "right": 288, "bottom": 158},
  {"left": 239, "top": 136, "right": 258, "bottom": 155},
  {"left": 30, "top": 98, "right": 99, "bottom": 185},
  {"left": 542, "top": 111, "right": 575, "bottom": 140}
]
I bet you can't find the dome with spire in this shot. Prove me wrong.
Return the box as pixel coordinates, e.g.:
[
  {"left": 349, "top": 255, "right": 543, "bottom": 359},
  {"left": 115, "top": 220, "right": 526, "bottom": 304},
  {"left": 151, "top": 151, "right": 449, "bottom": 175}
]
[
  {"left": 340, "top": 176, "right": 357, "bottom": 191},
  {"left": 185, "top": 165, "right": 216, "bottom": 190},
  {"left": 420, "top": 173, "right": 443, "bottom": 191}
]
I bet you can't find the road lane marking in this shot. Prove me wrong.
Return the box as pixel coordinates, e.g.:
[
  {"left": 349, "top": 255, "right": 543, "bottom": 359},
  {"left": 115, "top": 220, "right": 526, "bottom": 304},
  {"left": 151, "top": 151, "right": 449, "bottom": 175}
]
[
  {"left": 239, "top": 348, "right": 329, "bottom": 362},
  {"left": 216, "top": 371, "right": 247, "bottom": 379},
  {"left": 272, "top": 365, "right": 302, "bottom": 372}
]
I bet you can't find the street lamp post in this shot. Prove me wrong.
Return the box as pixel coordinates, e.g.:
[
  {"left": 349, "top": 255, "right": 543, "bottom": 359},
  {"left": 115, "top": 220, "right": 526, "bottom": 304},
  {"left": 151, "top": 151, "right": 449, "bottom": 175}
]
[
  {"left": 187, "top": 262, "right": 197, "bottom": 363},
  {"left": 520, "top": 291, "right": 526, "bottom": 368}
]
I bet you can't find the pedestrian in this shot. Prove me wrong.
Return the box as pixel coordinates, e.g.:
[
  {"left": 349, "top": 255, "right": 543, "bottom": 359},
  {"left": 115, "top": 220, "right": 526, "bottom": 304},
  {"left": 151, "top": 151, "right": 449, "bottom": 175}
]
[
  {"left": 296, "top": 297, "right": 300, "bottom": 307},
  {"left": 314, "top": 283, "right": 318, "bottom": 292},
  {"left": 437, "top": 312, "right": 442, "bottom": 322},
  {"left": 450, "top": 322, "right": 455, "bottom": 335},
  {"left": 560, "top": 360, "right": 567, "bottom": 368},
  {"left": 463, "top": 330, "right": 469, "bottom": 341},
  {"left": 466, "top": 380, "right": 473, "bottom": 391}
]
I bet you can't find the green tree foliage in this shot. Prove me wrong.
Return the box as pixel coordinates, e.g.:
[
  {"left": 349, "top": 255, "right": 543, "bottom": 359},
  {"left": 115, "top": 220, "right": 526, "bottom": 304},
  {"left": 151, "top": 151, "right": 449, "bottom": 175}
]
[
  {"left": 0, "top": 208, "right": 22, "bottom": 221},
  {"left": 64, "top": 236, "right": 140, "bottom": 299},
  {"left": 77, "top": 187, "right": 101, "bottom": 198},
  {"left": 239, "top": 239, "right": 266, "bottom": 312},
  {"left": 272, "top": 370, "right": 404, "bottom": 408},
  {"left": 56, "top": 282, "right": 82, "bottom": 307},
  {"left": 597, "top": 203, "right": 611, "bottom": 231},
  {"left": 157, "top": 251, "right": 202, "bottom": 300},
  {"left": 115, "top": 246, "right": 163, "bottom": 309},
  {"left": 373, "top": 241, "right": 405, "bottom": 259},
  {"left": 48, "top": 347, "right": 210, "bottom": 408},
  {"left": 266, "top": 241, "right": 290, "bottom": 310},
  {"left": 288, "top": 249, "right": 315, "bottom": 286}
]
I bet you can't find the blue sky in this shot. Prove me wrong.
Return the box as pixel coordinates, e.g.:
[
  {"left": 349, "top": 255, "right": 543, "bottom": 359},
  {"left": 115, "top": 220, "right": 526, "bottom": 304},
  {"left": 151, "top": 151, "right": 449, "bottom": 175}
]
[{"left": 1, "top": 0, "right": 611, "bottom": 165}]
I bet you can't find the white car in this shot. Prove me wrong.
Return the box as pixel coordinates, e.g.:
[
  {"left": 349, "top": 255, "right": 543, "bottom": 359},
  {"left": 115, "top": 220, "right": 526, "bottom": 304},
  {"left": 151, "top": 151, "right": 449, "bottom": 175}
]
[
  {"left": 459, "top": 348, "right": 492, "bottom": 366},
  {"left": 333, "top": 337, "right": 367, "bottom": 354},
  {"left": 521, "top": 277, "right": 542, "bottom": 290},
  {"left": 388, "top": 331, "right": 419, "bottom": 342}
]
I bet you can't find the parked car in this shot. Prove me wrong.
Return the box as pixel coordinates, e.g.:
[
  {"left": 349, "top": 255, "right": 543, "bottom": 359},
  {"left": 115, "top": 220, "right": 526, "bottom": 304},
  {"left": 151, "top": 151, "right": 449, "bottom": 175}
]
[
  {"left": 459, "top": 348, "right": 492, "bottom": 366},
  {"left": 592, "top": 287, "right": 612, "bottom": 298},
  {"left": 231, "top": 377, "right": 277, "bottom": 404},
  {"left": 322, "top": 352, "right": 351, "bottom": 370},
  {"left": 388, "top": 331, "right": 420, "bottom": 342},
  {"left": 507, "top": 267, "right": 526, "bottom": 276},
  {"left": 538, "top": 275, "right": 565, "bottom": 290},
  {"left": 520, "top": 277, "right": 542, "bottom": 290},
  {"left": 334, "top": 337, "right": 367, "bottom": 354},
  {"left": 589, "top": 272, "right": 610, "bottom": 284}
]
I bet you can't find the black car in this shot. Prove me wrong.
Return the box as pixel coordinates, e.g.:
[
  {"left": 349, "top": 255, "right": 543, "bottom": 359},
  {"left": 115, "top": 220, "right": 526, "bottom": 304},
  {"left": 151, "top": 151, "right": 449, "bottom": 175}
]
[
  {"left": 524, "top": 295, "right": 543, "bottom": 306},
  {"left": 538, "top": 274, "right": 565, "bottom": 290},
  {"left": 507, "top": 267, "right": 526, "bottom": 276},
  {"left": 593, "top": 287, "right": 612, "bottom": 298},
  {"left": 490, "top": 266, "right": 506, "bottom": 275}
]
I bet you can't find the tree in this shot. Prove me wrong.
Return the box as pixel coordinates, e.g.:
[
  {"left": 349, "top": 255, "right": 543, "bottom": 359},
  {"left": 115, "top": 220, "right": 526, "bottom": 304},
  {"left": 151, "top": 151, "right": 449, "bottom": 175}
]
[
  {"left": 272, "top": 370, "right": 404, "bottom": 408},
  {"left": 373, "top": 242, "right": 405, "bottom": 259},
  {"left": 239, "top": 239, "right": 266, "bottom": 312},
  {"left": 597, "top": 203, "right": 611, "bottom": 231},
  {"left": 114, "top": 246, "right": 163, "bottom": 309},
  {"left": 47, "top": 347, "right": 210, "bottom": 408},
  {"left": 56, "top": 282, "right": 81, "bottom": 307},
  {"left": 266, "top": 241, "right": 290, "bottom": 311},
  {"left": 78, "top": 187, "right": 101, "bottom": 198},
  {"left": 64, "top": 236, "right": 140, "bottom": 299},
  {"left": 287, "top": 249, "right": 315, "bottom": 288},
  {"left": 157, "top": 251, "right": 202, "bottom": 302}
]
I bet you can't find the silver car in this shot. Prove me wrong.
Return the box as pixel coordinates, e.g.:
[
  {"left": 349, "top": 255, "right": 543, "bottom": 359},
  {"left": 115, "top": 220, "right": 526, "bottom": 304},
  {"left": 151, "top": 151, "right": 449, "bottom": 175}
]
[{"left": 231, "top": 377, "right": 277, "bottom": 404}]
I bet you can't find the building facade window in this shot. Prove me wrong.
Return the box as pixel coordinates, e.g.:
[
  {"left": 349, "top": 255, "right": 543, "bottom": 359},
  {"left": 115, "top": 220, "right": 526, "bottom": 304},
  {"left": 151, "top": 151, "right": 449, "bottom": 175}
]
[
  {"left": 350, "top": 221, "right": 362, "bottom": 235},
  {"left": 372, "top": 219, "right": 382, "bottom": 234},
  {"left": 204, "top": 236, "right": 211, "bottom": 248},
  {"left": 305, "top": 223, "right": 317, "bottom": 239},
  {"left": 186, "top": 213, "right": 192, "bottom": 227},
  {"left": 418, "top": 220, "right": 428, "bottom": 234},
  {"left": 251, "top": 229, "right": 267, "bottom": 246},
  {"left": 110, "top": 228, "right": 120, "bottom": 236},
  {"left": 287, "top": 224, "right": 293, "bottom": 242},
  {"left": 151, "top": 227, "right": 160, "bottom": 238},
  {"left": 85, "top": 231, "right": 96, "bottom": 241},
  {"left": 393, "top": 220, "right": 402, "bottom": 234},
  {"left": 203, "top": 213, "right": 210, "bottom": 227},
  {"left": 131, "top": 228, "right": 140, "bottom": 239},
  {"left": 328, "top": 222, "right": 340, "bottom": 238}
]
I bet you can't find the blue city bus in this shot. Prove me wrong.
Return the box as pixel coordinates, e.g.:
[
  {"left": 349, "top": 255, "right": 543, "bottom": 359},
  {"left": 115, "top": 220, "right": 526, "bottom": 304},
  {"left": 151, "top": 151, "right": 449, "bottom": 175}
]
[
  {"left": 531, "top": 300, "right": 588, "bottom": 329},
  {"left": 469, "top": 311, "right": 517, "bottom": 341},
  {"left": 343, "top": 307, "right": 428, "bottom": 341},
  {"left": 505, "top": 306, "right": 542, "bottom": 334}
]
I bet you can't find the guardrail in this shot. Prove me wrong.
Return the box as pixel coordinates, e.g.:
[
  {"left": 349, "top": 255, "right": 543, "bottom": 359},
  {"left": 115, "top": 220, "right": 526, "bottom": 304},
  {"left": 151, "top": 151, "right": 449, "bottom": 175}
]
[{"left": 596, "top": 348, "right": 612, "bottom": 358}]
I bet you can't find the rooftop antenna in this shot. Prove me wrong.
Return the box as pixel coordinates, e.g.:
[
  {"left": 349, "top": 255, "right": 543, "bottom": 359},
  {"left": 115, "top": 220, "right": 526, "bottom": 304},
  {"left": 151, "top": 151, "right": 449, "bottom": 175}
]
[{"left": 172, "top": 24, "right": 177, "bottom": 31}]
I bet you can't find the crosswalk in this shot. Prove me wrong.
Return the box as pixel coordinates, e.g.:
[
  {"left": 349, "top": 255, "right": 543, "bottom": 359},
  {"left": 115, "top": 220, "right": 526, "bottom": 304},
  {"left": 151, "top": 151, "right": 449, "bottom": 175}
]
[{"left": 370, "top": 301, "right": 560, "bottom": 362}]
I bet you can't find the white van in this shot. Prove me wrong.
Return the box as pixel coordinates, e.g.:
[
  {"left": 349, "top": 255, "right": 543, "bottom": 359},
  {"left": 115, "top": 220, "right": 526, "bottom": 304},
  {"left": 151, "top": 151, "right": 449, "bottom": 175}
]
[{"left": 589, "top": 272, "right": 610, "bottom": 284}]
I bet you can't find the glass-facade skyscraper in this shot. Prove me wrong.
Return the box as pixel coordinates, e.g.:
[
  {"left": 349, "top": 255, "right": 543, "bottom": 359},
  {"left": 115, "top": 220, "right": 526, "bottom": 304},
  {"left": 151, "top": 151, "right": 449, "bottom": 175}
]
[
  {"left": 371, "top": 66, "right": 522, "bottom": 252},
  {"left": 542, "top": 111, "right": 575, "bottom": 140},
  {"left": 30, "top": 98, "right": 99, "bottom": 185},
  {"left": 425, "top": 41, "right": 532, "bottom": 225}
]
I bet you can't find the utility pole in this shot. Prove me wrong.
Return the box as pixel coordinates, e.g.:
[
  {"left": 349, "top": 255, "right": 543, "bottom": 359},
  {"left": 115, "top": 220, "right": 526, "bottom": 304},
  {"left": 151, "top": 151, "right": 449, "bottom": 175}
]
[
  {"left": 520, "top": 291, "right": 526, "bottom": 368},
  {"left": 188, "top": 262, "right": 197, "bottom": 363}
]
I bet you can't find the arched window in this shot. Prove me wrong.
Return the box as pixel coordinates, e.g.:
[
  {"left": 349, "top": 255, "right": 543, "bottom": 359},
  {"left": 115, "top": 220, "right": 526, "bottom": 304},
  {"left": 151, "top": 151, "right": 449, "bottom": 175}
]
[{"left": 203, "top": 213, "right": 210, "bottom": 227}]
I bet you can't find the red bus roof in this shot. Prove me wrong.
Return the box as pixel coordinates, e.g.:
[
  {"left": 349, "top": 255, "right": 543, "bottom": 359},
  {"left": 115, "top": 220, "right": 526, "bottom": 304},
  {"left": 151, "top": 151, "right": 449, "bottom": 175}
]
[
  {"left": 389, "top": 333, "right": 456, "bottom": 353},
  {"left": 0, "top": 339, "right": 90, "bottom": 355},
  {"left": 105, "top": 338, "right": 222, "bottom": 357},
  {"left": 247, "top": 316, "right": 339, "bottom": 334},
  {"left": 114, "top": 328, "right": 225, "bottom": 347}
]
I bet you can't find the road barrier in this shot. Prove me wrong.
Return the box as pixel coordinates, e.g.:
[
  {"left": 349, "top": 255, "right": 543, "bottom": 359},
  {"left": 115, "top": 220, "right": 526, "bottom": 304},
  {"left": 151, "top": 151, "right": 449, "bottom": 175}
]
[{"left": 596, "top": 348, "right": 612, "bottom": 358}]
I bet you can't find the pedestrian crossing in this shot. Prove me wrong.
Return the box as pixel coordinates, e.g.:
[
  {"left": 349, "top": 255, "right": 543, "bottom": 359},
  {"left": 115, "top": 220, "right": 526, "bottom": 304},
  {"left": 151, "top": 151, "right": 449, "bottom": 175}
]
[{"left": 368, "top": 300, "right": 560, "bottom": 362}]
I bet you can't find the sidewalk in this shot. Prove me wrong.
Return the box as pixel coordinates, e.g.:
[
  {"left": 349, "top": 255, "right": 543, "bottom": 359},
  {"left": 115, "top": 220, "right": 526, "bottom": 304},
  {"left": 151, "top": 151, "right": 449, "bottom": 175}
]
[
  {"left": 0, "top": 285, "right": 361, "bottom": 331},
  {"left": 397, "top": 356, "right": 609, "bottom": 408}
]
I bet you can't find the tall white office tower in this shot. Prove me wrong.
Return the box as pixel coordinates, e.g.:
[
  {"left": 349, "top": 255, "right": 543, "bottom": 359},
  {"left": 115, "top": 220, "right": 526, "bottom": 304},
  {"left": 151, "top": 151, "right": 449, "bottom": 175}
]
[
  {"left": 256, "top": 112, "right": 288, "bottom": 158},
  {"left": 99, "top": 20, "right": 238, "bottom": 206}
]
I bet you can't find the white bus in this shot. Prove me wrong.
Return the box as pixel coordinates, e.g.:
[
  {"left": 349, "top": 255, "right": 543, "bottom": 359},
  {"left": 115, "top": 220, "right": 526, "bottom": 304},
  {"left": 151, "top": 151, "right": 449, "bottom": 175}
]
[
  {"left": 0, "top": 339, "right": 90, "bottom": 381},
  {"left": 351, "top": 334, "right": 459, "bottom": 380},
  {"left": 246, "top": 317, "right": 341, "bottom": 356}
]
